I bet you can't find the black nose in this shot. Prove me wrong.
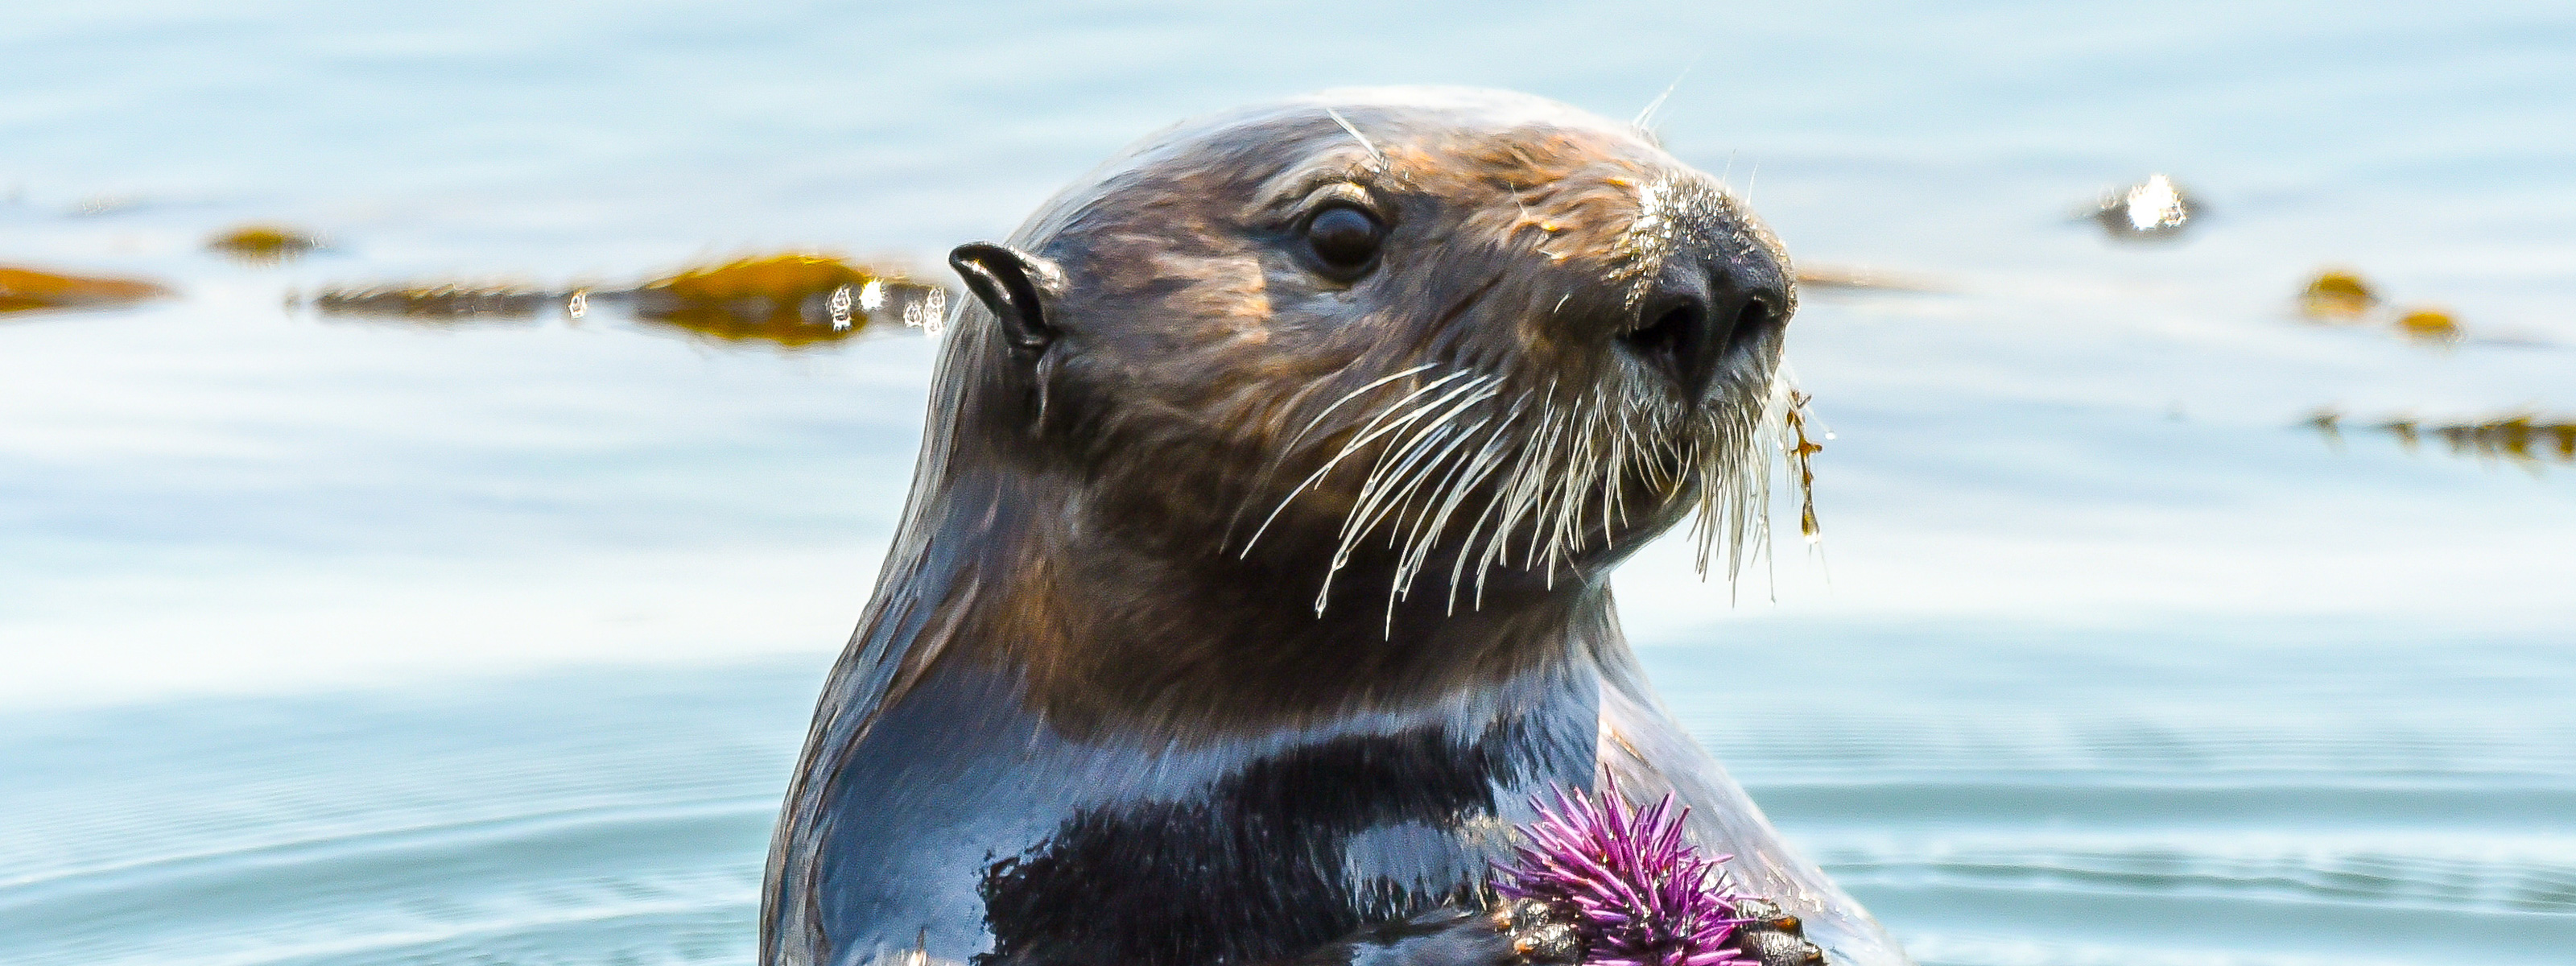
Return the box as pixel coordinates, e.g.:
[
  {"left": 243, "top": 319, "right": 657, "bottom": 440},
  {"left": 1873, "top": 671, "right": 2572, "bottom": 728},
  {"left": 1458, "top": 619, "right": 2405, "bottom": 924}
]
[{"left": 1619, "top": 271, "right": 1781, "bottom": 402}]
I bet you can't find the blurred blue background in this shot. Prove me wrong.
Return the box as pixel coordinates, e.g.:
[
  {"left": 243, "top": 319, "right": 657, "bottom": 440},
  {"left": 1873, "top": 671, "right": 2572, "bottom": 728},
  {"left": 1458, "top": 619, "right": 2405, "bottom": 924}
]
[{"left": 3, "top": 2, "right": 2571, "bottom": 964}]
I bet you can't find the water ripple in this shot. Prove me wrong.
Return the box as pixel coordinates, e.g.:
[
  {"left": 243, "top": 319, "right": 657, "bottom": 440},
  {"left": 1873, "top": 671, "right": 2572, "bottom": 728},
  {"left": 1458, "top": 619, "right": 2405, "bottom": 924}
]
[{"left": 1811, "top": 832, "right": 2576, "bottom": 915}]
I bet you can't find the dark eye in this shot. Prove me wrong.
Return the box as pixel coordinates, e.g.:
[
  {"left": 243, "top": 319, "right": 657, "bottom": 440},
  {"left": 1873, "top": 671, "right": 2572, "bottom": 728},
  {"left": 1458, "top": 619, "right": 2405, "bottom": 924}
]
[{"left": 1304, "top": 204, "right": 1385, "bottom": 275}]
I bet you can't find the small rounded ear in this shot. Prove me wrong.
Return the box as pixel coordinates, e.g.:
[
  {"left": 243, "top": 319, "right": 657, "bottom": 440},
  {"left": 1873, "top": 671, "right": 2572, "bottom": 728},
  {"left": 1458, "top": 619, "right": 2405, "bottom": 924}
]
[{"left": 949, "top": 242, "right": 1063, "bottom": 353}]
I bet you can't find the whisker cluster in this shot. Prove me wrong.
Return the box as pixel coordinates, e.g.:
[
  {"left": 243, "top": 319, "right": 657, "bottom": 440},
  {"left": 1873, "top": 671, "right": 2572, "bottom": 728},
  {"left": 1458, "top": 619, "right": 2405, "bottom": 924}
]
[{"left": 1240, "top": 360, "right": 1794, "bottom": 632}]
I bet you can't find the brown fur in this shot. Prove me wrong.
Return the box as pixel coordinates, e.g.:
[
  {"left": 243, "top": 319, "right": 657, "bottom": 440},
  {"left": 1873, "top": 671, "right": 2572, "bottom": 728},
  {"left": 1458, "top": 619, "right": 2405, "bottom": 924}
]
[{"left": 762, "top": 89, "right": 1905, "bottom": 966}]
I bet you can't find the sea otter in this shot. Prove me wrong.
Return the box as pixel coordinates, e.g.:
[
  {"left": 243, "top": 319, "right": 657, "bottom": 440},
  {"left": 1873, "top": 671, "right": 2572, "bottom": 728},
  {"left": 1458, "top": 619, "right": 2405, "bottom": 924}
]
[{"left": 761, "top": 88, "right": 1909, "bottom": 966}]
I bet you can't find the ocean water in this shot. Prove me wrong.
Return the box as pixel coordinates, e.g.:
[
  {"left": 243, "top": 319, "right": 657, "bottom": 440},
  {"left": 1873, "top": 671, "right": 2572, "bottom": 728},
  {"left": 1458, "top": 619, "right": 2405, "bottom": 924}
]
[{"left": 3, "top": 2, "right": 2571, "bottom": 964}]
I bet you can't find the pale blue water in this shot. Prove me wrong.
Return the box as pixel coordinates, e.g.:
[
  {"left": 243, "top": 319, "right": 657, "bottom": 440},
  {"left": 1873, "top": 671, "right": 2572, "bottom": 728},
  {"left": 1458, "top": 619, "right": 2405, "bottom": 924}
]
[{"left": 4, "top": 2, "right": 2573, "bottom": 964}]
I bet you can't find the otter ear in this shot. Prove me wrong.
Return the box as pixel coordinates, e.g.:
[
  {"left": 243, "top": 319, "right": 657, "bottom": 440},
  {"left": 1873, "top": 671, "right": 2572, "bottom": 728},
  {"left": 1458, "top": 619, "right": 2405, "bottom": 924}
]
[{"left": 949, "top": 242, "right": 1063, "bottom": 353}]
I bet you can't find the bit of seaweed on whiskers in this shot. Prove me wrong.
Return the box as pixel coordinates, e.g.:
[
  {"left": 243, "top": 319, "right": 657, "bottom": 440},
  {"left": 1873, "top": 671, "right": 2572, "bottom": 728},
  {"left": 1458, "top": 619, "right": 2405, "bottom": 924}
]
[{"left": 1236, "top": 359, "right": 1791, "bottom": 631}]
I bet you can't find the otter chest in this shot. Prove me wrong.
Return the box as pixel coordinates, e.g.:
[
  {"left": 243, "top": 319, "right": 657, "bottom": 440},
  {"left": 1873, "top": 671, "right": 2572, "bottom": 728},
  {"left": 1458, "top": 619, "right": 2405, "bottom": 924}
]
[{"left": 806, "top": 668, "right": 1598, "bottom": 966}]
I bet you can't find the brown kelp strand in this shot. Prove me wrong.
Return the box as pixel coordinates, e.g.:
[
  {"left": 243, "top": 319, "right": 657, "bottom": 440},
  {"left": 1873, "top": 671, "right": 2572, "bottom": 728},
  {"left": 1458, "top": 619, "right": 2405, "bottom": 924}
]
[
  {"left": 1783, "top": 390, "right": 1825, "bottom": 543},
  {"left": 2310, "top": 410, "right": 2576, "bottom": 466},
  {"left": 311, "top": 283, "right": 558, "bottom": 320},
  {"left": 2293, "top": 268, "right": 2467, "bottom": 345},
  {"left": 2296, "top": 270, "right": 2376, "bottom": 321},
  {"left": 2390, "top": 307, "right": 2462, "bottom": 344},
  {"left": 307, "top": 253, "right": 947, "bottom": 346},
  {"left": 207, "top": 224, "right": 323, "bottom": 263},
  {"left": 1793, "top": 265, "right": 1940, "bottom": 292},
  {"left": 0, "top": 264, "right": 173, "bottom": 314},
  {"left": 629, "top": 254, "right": 947, "bottom": 347}
]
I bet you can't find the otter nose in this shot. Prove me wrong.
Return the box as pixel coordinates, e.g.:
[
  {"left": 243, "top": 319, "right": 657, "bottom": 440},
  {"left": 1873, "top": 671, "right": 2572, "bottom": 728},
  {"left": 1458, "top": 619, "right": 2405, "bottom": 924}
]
[{"left": 1618, "top": 268, "right": 1781, "bottom": 402}]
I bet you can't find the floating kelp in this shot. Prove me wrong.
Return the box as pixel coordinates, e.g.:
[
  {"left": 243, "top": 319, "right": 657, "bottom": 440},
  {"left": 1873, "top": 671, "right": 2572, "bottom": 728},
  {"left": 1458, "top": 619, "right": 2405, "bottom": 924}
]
[
  {"left": 2296, "top": 270, "right": 2377, "bottom": 320},
  {"left": 634, "top": 254, "right": 864, "bottom": 321},
  {"left": 208, "top": 224, "right": 322, "bottom": 263},
  {"left": 303, "top": 252, "right": 949, "bottom": 346},
  {"left": 1794, "top": 266, "right": 1939, "bottom": 292},
  {"left": 2087, "top": 173, "right": 2198, "bottom": 242},
  {"left": 0, "top": 264, "right": 173, "bottom": 314},
  {"left": 2392, "top": 306, "right": 2462, "bottom": 344},
  {"left": 2310, "top": 410, "right": 2576, "bottom": 466},
  {"left": 628, "top": 254, "right": 947, "bottom": 348},
  {"left": 2305, "top": 409, "right": 2347, "bottom": 448},
  {"left": 2291, "top": 269, "right": 2474, "bottom": 346},
  {"left": 2413, "top": 416, "right": 2576, "bottom": 464},
  {"left": 310, "top": 283, "right": 557, "bottom": 320}
]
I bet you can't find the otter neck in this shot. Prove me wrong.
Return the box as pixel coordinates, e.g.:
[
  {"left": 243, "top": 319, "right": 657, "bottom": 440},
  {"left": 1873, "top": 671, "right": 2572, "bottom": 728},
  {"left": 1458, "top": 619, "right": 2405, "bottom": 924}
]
[{"left": 933, "top": 470, "right": 1616, "bottom": 738}]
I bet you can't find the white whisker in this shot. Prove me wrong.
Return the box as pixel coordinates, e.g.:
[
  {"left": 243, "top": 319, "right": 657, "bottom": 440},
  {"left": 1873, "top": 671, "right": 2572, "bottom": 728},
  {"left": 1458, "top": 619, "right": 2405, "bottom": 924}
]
[
  {"left": 1391, "top": 418, "right": 1492, "bottom": 594},
  {"left": 1284, "top": 363, "right": 1437, "bottom": 452},
  {"left": 1241, "top": 368, "right": 1465, "bottom": 557},
  {"left": 1239, "top": 341, "right": 1795, "bottom": 624},
  {"left": 1323, "top": 106, "right": 1386, "bottom": 167},
  {"left": 1314, "top": 375, "right": 1493, "bottom": 609}
]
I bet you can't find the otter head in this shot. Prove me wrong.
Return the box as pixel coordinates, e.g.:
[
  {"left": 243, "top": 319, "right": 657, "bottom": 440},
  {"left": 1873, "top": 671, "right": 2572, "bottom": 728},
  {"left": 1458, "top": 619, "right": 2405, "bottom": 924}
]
[{"left": 938, "top": 88, "right": 1794, "bottom": 634}]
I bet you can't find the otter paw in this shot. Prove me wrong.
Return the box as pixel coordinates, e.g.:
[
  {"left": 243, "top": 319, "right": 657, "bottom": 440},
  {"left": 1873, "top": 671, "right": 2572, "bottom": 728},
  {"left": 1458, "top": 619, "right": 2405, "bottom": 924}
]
[
  {"left": 1490, "top": 898, "right": 1583, "bottom": 965},
  {"left": 1726, "top": 898, "right": 1827, "bottom": 966}
]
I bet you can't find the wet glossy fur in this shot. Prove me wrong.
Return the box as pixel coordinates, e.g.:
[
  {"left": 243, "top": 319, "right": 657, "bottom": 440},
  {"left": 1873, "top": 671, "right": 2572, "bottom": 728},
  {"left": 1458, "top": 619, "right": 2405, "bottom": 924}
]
[{"left": 762, "top": 89, "right": 1908, "bottom": 966}]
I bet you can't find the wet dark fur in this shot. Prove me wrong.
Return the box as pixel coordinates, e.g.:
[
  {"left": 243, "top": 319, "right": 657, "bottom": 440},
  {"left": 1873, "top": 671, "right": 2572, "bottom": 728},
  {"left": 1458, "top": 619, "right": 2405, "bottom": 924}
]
[
  {"left": 977, "top": 716, "right": 1555, "bottom": 965},
  {"left": 762, "top": 89, "right": 1905, "bottom": 966}
]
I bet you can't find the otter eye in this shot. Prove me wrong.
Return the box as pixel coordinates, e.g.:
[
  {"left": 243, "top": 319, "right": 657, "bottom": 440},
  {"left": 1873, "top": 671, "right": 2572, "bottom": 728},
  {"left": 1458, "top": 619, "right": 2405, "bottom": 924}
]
[{"left": 1303, "top": 204, "right": 1385, "bottom": 274}]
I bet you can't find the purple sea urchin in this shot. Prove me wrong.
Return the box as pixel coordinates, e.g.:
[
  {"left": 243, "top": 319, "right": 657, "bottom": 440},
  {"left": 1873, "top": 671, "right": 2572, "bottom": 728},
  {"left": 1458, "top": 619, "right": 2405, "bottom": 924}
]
[{"left": 1492, "top": 781, "right": 1752, "bottom": 966}]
